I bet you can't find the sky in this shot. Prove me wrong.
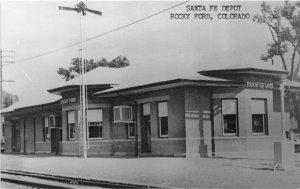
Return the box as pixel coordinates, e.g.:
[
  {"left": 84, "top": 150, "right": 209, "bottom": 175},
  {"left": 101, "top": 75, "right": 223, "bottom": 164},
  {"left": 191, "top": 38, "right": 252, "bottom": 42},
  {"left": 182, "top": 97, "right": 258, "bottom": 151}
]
[{"left": 0, "top": 0, "right": 292, "bottom": 106}]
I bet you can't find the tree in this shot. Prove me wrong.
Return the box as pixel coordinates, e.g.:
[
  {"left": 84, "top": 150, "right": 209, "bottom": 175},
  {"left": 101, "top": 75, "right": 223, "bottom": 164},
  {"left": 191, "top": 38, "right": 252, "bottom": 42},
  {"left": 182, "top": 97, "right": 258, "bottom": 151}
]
[
  {"left": 253, "top": 1, "right": 300, "bottom": 131},
  {"left": 2, "top": 90, "right": 19, "bottom": 108},
  {"left": 58, "top": 56, "right": 130, "bottom": 81}
]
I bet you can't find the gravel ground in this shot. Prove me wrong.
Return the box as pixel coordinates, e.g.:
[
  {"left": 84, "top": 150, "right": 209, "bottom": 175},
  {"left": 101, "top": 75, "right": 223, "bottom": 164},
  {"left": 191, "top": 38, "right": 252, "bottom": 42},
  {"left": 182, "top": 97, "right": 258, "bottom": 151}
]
[{"left": 1, "top": 154, "right": 300, "bottom": 188}]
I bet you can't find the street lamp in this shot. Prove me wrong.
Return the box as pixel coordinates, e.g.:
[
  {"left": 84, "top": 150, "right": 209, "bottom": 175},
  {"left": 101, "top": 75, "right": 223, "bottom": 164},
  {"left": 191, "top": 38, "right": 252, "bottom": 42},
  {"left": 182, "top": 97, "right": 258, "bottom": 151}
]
[{"left": 59, "top": 1, "right": 102, "bottom": 158}]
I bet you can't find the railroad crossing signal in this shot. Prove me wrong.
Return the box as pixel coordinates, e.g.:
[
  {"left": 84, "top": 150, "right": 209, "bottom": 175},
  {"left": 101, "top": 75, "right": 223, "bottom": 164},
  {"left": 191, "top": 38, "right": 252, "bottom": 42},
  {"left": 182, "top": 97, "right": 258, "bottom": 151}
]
[{"left": 59, "top": 1, "right": 102, "bottom": 16}]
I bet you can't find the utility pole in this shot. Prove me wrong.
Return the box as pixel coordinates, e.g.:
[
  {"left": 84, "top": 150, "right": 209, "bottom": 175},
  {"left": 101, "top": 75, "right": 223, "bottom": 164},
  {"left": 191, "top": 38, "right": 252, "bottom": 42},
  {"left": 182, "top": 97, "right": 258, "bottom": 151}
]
[
  {"left": 59, "top": 1, "right": 102, "bottom": 159},
  {"left": 0, "top": 49, "right": 15, "bottom": 144},
  {"left": 0, "top": 1, "right": 15, "bottom": 147}
]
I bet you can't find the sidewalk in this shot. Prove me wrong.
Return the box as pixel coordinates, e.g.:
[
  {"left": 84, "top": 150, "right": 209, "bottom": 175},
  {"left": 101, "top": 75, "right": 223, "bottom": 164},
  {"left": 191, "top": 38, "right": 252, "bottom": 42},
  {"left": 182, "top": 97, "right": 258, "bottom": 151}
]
[{"left": 1, "top": 154, "right": 300, "bottom": 188}]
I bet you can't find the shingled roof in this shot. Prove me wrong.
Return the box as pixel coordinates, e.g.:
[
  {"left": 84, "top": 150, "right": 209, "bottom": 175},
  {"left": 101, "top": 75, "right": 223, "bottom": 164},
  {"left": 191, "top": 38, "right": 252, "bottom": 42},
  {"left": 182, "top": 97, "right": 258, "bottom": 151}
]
[{"left": 94, "top": 58, "right": 235, "bottom": 96}]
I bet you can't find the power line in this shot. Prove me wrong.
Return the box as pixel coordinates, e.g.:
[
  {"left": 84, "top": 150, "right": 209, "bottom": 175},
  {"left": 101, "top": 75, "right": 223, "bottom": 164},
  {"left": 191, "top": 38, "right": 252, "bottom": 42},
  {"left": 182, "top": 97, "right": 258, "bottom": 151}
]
[
  {"left": 84, "top": 1, "right": 189, "bottom": 43},
  {"left": 16, "top": 42, "right": 79, "bottom": 63},
  {"left": 15, "top": 1, "right": 189, "bottom": 63}
]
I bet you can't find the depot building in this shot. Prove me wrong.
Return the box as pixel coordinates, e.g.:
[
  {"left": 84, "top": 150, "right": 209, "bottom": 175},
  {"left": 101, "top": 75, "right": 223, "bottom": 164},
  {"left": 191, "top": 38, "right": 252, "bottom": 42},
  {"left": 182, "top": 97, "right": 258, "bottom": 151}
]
[{"left": 2, "top": 62, "right": 300, "bottom": 158}]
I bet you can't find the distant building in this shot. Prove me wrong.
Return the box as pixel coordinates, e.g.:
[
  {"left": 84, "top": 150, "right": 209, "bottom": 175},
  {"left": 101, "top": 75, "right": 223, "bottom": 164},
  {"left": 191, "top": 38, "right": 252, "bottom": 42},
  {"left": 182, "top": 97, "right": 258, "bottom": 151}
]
[{"left": 2, "top": 62, "right": 300, "bottom": 158}]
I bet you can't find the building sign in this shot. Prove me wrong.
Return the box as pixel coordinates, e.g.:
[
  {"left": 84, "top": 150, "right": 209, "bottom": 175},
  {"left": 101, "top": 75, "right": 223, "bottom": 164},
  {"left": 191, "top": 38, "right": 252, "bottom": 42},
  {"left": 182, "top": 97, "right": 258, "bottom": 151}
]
[
  {"left": 246, "top": 81, "right": 273, "bottom": 90},
  {"left": 60, "top": 97, "right": 76, "bottom": 105}
]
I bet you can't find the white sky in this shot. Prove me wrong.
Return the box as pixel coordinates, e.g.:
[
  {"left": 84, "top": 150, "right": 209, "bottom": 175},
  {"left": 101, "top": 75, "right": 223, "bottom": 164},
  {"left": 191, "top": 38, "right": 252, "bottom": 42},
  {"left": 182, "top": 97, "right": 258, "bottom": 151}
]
[{"left": 1, "top": 0, "right": 291, "bottom": 105}]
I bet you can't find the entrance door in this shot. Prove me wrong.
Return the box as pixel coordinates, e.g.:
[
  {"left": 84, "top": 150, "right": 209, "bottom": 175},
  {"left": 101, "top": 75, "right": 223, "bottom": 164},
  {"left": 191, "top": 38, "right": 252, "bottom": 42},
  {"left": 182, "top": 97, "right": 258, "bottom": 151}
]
[
  {"left": 51, "top": 128, "right": 58, "bottom": 154},
  {"left": 58, "top": 128, "right": 62, "bottom": 154},
  {"left": 12, "top": 121, "right": 21, "bottom": 152},
  {"left": 51, "top": 128, "right": 62, "bottom": 154},
  {"left": 141, "top": 115, "right": 151, "bottom": 153}
]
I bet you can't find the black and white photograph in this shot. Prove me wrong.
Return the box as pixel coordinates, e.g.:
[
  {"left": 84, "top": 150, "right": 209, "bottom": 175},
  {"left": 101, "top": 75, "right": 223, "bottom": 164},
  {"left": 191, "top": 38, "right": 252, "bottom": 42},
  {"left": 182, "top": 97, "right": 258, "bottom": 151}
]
[{"left": 1, "top": 0, "right": 300, "bottom": 188}]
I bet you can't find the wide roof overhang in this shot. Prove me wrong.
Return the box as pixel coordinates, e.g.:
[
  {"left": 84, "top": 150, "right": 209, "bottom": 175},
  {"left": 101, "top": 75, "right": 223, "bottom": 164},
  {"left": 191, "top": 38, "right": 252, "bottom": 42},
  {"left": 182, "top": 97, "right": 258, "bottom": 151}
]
[
  {"left": 1, "top": 99, "right": 61, "bottom": 116},
  {"left": 94, "top": 79, "right": 243, "bottom": 98},
  {"left": 48, "top": 84, "right": 113, "bottom": 95},
  {"left": 199, "top": 68, "right": 288, "bottom": 80}
]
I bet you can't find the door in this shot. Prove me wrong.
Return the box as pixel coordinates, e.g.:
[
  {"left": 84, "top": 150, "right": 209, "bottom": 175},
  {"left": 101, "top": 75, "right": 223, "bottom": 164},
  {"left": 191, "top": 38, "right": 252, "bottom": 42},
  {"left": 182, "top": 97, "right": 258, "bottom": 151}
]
[
  {"left": 51, "top": 128, "right": 62, "bottom": 154},
  {"left": 33, "top": 118, "right": 36, "bottom": 153},
  {"left": 51, "top": 128, "right": 58, "bottom": 154},
  {"left": 141, "top": 115, "right": 151, "bottom": 153},
  {"left": 12, "top": 121, "right": 21, "bottom": 152},
  {"left": 58, "top": 128, "right": 62, "bottom": 154}
]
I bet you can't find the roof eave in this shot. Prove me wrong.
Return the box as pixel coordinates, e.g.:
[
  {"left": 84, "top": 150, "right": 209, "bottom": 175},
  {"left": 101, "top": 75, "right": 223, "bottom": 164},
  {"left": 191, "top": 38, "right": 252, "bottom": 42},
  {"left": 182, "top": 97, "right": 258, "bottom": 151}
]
[
  {"left": 1, "top": 99, "right": 61, "bottom": 115},
  {"left": 94, "top": 79, "right": 242, "bottom": 98},
  {"left": 199, "top": 68, "right": 288, "bottom": 77},
  {"left": 48, "top": 84, "right": 114, "bottom": 95}
]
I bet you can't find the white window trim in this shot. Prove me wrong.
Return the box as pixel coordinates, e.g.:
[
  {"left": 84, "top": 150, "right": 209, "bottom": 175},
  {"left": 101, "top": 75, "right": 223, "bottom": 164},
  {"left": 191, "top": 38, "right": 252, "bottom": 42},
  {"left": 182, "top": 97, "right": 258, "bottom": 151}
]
[
  {"left": 88, "top": 137, "right": 104, "bottom": 140},
  {"left": 143, "top": 103, "right": 151, "bottom": 116},
  {"left": 221, "top": 99, "right": 238, "bottom": 136},
  {"left": 67, "top": 111, "right": 76, "bottom": 141},
  {"left": 127, "top": 123, "right": 135, "bottom": 139},
  {"left": 222, "top": 115, "right": 238, "bottom": 136},
  {"left": 44, "top": 116, "right": 50, "bottom": 141},
  {"left": 251, "top": 99, "right": 267, "bottom": 136},
  {"left": 158, "top": 101, "right": 168, "bottom": 138},
  {"left": 68, "top": 123, "right": 75, "bottom": 140},
  {"left": 159, "top": 116, "right": 168, "bottom": 138},
  {"left": 49, "top": 115, "right": 55, "bottom": 127},
  {"left": 87, "top": 109, "right": 103, "bottom": 139},
  {"left": 88, "top": 122, "right": 103, "bottom": 140},
  {"left": 252, "top": 115, "right": 266, "bottom": 136}
]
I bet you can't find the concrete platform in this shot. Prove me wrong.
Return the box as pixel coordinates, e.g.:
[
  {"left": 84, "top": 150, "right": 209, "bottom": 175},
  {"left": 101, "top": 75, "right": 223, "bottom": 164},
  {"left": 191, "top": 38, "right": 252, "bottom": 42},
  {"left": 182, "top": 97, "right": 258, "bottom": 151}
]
[{"left": 1, "top": 154, "right": 300, "bottom": 188}]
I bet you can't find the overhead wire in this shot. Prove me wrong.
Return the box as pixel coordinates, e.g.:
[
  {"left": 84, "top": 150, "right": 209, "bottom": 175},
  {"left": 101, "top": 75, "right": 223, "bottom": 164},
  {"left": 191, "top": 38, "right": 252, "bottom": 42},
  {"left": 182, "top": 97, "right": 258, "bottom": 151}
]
[{"left": 15, "top": 1, "right": 189, "bottom": 64}]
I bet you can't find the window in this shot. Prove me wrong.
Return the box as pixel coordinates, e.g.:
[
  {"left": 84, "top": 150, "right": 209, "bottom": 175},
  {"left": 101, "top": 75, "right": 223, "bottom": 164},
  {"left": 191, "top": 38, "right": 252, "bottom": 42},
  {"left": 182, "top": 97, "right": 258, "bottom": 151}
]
[
  {"left": 56, "top": 116, "right": 62, "bottom": 127},
  {"left": 221, "top": 99, "right": 238, "bottom": 135},
  {"left": 251, "top": 99, "right": 268, "bottom": 135},
  {"left": 127, "top": 123, "right": 135, "bottom": 138},
  {"left": 49, "top": 115, "right": 55, "bottom": 127},
  {"left": 143, "top": 103, "right": 150, "bottom": 116},
  {"left": 68, "top": 111, "right": 75, "bottom": 140},
  {"left": 43, "top": 116, "right": 50, "bottom": 141},
  {"left": 113, "top": 106, "right": 133, "bottom": 123},
  {"left": 87, "top": 109, "right": 103, "bottom": 139},
  {"left": 158, "top": 102, "right": 168, "bottom": 137}
]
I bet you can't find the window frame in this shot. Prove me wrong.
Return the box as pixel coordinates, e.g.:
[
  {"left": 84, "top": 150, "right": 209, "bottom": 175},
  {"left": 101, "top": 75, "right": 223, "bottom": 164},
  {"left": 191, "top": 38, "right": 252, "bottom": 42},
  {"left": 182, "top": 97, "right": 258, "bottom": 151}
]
[
  {"left": 67, "top": 111, "right": 75, "bottom": 141},
  {"left": 251, "top": 98, "right": 268, "bottom": 135},
  {"left": 87, "top": 109, "right": 103, "bottom": 140},
  {"left": 88, "top": 121, "right": 103, "bottom": 139},
  {"left": 43, "top": 116, "right": 50, "bottom": 142},
  {"left": 49, "top": 115, "right": 55, "bottom": 127},
  {"left": 158, "top": 101, "right": 168, "bottom": 138},
  {"left": 221, "top": 98, "right": 239, "bottom": 136},
  {"left": 127, "top": 123, "right": 135, "bottom": 139}
]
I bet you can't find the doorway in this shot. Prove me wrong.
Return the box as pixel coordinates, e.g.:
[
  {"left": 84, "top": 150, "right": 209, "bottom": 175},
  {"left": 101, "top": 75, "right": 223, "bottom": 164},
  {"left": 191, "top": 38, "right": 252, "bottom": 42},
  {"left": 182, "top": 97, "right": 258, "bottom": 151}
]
[
  {"left": 12, "top": 120, "right": 21, "bottom": 152},
  {"left": 141, "top": 103, "right": 151, "bottom": 153},
  {"left": 51, "top": 128, "right": 62, "bottom": 154}
]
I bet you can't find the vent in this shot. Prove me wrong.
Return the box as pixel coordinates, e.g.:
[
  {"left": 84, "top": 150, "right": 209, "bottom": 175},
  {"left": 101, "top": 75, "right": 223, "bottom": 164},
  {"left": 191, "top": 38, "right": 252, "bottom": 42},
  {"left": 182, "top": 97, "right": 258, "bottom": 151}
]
[{"left": 113, "top": 106, "right": 133, "bottom": 123}]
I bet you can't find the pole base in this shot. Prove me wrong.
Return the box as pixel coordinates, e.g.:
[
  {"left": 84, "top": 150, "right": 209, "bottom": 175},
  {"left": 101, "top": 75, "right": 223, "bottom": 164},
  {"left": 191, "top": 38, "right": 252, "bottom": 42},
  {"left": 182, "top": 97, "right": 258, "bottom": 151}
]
[{"left": 274, "top": 139, "right": 295, "bottom": 170}]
